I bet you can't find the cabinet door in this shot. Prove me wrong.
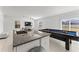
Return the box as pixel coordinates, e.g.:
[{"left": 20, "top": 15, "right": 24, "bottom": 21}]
[
  {"left": 16, "top": 40, "right": 40, "bottom": 52},
  {"left": 41, "top": 36, "right": 49, "bottom": 52}
]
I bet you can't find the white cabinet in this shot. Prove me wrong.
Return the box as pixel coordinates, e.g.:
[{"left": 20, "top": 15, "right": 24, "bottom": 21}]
[
  {"left": 14, "top": 40, "right": 40, "bottom": 52},
  {"left": 41, "top": 36, "right": 49, "bottom": 52}
]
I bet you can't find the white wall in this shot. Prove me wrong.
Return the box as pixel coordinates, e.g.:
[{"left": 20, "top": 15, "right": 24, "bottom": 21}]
[
  {"left": 37, "top": 10, "right": 79, "bottom": 30},
  {"left": 0, "top": 15, "right": 3, "bottom": 34},
  {"left": 3, "top": 15, "right": 14, "bottom": 32},
  {"left": 3, "top": 16, "right": 35, "bottom": 32},
  {"left": 37, "top": 15, "right": 61, "bottom": 29},
  {"left": 3, "top": 10, "right": 79, "bottom": 32},
  {"left": 0, "top": 7, "right": 3, "bottom": 34}
]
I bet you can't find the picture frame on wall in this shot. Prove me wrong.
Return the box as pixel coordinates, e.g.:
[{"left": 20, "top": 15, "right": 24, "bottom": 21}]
[{"left": 15, "top": 20, "right": 20, "bottom": 28}]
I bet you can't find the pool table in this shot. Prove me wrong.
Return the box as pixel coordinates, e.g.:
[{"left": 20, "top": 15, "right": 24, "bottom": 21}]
[{"left": 40, "top": 29, "right": 79, "bottom": 50}]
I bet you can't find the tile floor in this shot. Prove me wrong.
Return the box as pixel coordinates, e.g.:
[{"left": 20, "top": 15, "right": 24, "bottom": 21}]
[{"left": 49, "top": 38, "right": 79, "bottom": 52}]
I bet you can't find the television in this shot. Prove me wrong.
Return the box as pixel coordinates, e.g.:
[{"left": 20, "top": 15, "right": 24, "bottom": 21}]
[{"left": 25, "top": 22, "right": 31, "bottom": 26}]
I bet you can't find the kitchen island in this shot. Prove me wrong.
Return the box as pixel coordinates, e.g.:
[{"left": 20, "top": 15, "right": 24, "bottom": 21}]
[{"left": 13, "top": 31, "right": 50, "bottom": 52}]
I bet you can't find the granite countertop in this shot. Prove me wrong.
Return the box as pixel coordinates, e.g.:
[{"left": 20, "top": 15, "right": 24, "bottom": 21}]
[{"left": 13, "top": 31, "right": 50, "bottom": 47}]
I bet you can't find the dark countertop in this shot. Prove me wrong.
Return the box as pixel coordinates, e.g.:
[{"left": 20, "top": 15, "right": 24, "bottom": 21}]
[
  {"left": 13, "top": 31, "right": 50, "bottom": 47},
  {"left": 0, "top": 37, "right": 7, "bottom": 39},
  {"left": 40, "top": 29, "right": 79, "bottom": 41}
]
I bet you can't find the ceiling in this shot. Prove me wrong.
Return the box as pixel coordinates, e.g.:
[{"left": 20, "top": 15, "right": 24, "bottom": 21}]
[{"left": 1, "top": 6, "right": 79, "bottom": 19}]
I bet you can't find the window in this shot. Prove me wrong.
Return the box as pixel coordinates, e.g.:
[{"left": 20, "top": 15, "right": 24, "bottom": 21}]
[{"left": 62, "top": 18, "right": 79, "bottom": 32}]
